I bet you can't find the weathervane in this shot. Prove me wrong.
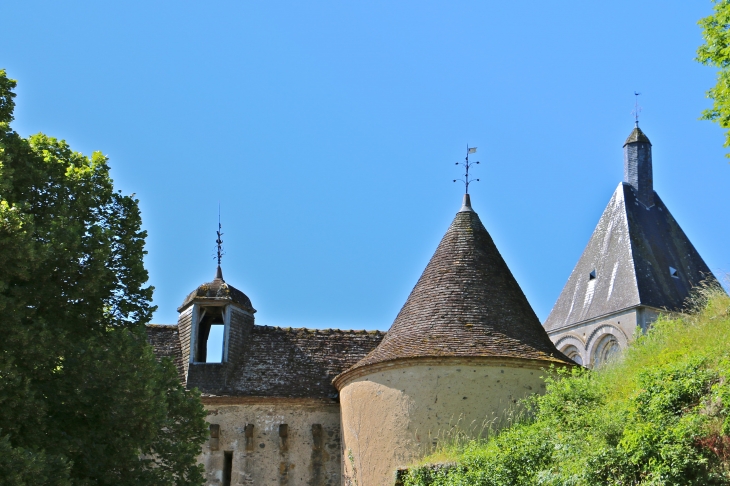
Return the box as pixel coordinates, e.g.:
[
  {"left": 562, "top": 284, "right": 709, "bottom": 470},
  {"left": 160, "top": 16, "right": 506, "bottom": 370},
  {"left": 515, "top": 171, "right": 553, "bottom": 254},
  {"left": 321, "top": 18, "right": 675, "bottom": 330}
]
[
  {"left": 215, "top": 204, "right": 224, "bottom": 266},
  {"left": 453, "top": 145, "right": 480, "bottom": 194},
  {"left": 632, "top": 92, "right": 642, "bottom": 128}
]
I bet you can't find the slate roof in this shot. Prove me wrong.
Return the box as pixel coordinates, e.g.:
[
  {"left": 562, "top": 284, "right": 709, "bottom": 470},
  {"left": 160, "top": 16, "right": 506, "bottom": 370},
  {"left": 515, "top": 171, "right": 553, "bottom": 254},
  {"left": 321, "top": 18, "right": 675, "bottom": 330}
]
[
  {"left": 177, "top": 266, "right": 254, "bottom": 313},
  {"left": 544, "top": 183, "right": 714, "bottom": 332},
  {"left": 146, "top": 324, "right": 186, "bottom": 381},
  {"left": 226, "top": 326, "right": 385, "bottom": 398},
  {"left": 340, "top": 195, "right": 573, "bottom": 377},
  {"left": 624, "top": 126, "right": 651, "bottom": 145},
  {"left": 146, "top": 323, "right": 385, "bottom": 399}
]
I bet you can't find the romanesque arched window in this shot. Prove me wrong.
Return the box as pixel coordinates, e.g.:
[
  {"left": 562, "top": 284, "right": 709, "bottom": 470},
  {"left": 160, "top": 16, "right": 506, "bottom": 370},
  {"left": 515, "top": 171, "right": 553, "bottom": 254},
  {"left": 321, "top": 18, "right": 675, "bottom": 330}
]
[
  {"left": 592, "top": 334, "right": 620, "bottom": 368},
  {"left": 561, "top": 345, "right": 584, "bottom": 366}
]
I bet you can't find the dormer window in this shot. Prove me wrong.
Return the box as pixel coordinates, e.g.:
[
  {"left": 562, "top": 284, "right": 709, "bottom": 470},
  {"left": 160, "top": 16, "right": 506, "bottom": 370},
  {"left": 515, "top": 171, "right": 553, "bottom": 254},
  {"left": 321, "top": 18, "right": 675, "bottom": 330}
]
[
  {"left": 589, "top": 270, "right": 597, "bottom": 281},
  {"left": 669, "top": 266, "right": 679, "bottom": 279}
]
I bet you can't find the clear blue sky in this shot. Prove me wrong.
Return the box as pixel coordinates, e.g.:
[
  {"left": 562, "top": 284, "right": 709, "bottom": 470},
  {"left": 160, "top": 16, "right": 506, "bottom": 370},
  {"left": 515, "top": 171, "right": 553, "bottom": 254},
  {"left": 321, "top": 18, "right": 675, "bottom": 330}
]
[{"left": 4, "top": 1, "right": 729, "bottom": 333}]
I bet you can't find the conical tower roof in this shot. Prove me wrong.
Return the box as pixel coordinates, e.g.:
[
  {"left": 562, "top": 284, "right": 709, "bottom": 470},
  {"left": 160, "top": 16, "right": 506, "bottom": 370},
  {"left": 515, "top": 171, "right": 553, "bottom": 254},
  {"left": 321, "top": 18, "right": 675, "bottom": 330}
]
[{"left": 337, "top": 195, "right": 571, "bottom": 383}]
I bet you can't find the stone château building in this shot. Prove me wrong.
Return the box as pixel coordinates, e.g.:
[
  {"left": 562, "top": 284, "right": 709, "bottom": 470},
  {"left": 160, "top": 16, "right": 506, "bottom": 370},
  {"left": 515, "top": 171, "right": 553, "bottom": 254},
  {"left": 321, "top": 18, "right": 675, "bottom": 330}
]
[
  {"left": 146, "top": 124, "right": 713, "bottom": 485},
  {"left": 146, "top": 270, "right": 386, "bottom": 485}
]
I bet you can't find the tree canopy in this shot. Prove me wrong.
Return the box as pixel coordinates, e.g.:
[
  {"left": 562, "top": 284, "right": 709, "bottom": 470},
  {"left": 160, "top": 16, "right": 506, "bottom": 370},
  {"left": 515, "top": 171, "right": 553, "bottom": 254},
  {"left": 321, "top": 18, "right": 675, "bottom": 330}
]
[
  {"left": 698, "top": 0, "right": 730, "bottom": 156},
  {"left": 0, "top": 70, "right": 207, "bottom": 486}
]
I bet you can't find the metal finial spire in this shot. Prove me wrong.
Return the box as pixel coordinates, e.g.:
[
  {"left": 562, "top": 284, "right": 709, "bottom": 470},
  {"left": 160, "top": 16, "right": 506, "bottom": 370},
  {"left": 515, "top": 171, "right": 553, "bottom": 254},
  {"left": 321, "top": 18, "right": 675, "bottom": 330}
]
[
  {"left": 215, "top": 205, "right": 224, "bottom": 267},
  {"left": 632, "top": 92, "right": 642, "bottom": 128},
  {"left": 453, "top": 145, "right": 480, "bottom": 194}
]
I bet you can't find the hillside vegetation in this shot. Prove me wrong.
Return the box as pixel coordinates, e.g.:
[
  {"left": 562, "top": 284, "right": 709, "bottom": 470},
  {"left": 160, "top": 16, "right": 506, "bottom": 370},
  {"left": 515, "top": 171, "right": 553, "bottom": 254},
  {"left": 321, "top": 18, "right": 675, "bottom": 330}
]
[{"left": 403, "top": 285, "right": 730, "bottom": 486}]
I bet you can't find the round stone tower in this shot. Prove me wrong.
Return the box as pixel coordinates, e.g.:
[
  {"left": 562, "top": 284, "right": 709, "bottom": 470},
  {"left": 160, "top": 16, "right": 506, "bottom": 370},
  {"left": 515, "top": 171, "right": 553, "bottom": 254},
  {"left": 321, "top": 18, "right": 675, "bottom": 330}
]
[{"left": 334, "top": 194, "right": 572, "bottom": 485}]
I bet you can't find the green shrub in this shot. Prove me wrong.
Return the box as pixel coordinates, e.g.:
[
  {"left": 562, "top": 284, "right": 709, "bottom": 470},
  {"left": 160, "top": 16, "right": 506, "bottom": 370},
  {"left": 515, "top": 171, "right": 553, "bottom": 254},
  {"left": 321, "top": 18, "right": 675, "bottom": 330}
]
[{"left": 404, "top": 287, "right": 730, "bottom": 486}]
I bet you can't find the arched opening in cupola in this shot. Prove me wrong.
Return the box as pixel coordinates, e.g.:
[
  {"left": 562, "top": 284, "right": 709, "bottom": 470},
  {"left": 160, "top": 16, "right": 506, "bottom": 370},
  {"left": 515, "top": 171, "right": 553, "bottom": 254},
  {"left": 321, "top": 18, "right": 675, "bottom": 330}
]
[{"left": 194, "top": 305, "right": 226, "bottom": 363}]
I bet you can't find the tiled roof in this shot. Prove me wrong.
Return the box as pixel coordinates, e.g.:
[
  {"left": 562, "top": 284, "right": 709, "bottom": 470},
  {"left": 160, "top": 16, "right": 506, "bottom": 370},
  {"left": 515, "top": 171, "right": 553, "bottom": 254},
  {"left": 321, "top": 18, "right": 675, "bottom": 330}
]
[
  {"left": 146, "top": 324, "right": 185, "bottom": 381},
  {"left": 146, "top": 323, "right": 384, "bottom": 399},
  {"left": 226, "top": 326, "right": 385, "bottom": 399},
  {"left": 544, "top": 183, "right": 715, "bottom": 332},
  {"left": 340, "top": 196, "right": 572, "bottom": 378},
  {"left": 177, "top": 266, "right": 254, "bottom": 313}
]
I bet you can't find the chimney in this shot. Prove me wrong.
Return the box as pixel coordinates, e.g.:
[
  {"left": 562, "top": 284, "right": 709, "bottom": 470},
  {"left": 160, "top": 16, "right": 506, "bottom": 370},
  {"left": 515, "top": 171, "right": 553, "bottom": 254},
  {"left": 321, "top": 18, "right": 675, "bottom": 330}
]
[{"left": 623, "top": 126, "right": 654, "bottom": 206}]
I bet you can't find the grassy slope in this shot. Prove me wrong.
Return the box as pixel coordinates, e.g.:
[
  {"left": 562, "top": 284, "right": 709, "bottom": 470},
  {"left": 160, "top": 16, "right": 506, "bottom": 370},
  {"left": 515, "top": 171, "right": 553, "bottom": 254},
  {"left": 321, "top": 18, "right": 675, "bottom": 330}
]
[{"left": 403, "top": 287, "right": 730, "bottom": 486}]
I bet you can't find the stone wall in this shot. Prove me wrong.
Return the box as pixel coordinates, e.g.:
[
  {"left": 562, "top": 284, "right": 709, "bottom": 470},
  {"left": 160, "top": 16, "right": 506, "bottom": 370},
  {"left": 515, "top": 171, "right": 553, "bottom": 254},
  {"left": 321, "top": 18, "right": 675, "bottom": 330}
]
[
  {"left": 338, "top": 358, "right": 553, "bottom": 486},
  {"left": 549, "top": 305, "right": 660, "bottom": 367},
  {"left": 201, "top": 398, "right": 342, "bottom": 486}
]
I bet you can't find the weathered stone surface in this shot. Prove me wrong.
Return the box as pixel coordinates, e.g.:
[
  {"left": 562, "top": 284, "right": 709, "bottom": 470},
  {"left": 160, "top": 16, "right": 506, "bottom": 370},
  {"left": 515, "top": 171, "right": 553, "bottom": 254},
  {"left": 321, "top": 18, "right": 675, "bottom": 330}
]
[
  {"left": 148, "top": 320, "right": 384, "bottom": 486},
  {"left": 201, "top": 399, "right": 341, "bottom": 486},
  {"left": 340, "top": 361, "right": 551, "bottom": 486}
]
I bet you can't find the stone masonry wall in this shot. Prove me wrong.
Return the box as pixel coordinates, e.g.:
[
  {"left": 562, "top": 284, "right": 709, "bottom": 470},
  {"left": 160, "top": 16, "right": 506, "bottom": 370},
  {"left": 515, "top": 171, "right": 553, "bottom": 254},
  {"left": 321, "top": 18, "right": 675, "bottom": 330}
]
[
  {"left": 339, "top": 360, "right": 552, "bottom": 486},
  {"left": 201, "top": 399, "right": 341, "bottom": 486},
  {"left": 550, "top": 306, "right": 660, "bottom": 367}
]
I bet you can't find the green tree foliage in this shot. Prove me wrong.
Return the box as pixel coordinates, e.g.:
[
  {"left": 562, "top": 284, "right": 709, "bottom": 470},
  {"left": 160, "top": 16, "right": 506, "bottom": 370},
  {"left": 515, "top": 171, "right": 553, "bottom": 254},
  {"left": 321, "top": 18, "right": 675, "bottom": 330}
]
[
  {"left": 0, "top": 70, "right": 208, "bottom": 486},
  {"left": 698, "top": 0, "right": 730, "bottom": 156},
  {"left": 403, "top": 287, "right": 730, "bottom": 485}
]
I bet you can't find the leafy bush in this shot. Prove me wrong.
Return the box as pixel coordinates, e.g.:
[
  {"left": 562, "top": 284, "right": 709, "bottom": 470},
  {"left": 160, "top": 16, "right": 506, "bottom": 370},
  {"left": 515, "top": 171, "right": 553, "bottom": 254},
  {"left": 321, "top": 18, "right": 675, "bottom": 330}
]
[{"left": 403, "top": 287, "right": 730, "bottom": 485}]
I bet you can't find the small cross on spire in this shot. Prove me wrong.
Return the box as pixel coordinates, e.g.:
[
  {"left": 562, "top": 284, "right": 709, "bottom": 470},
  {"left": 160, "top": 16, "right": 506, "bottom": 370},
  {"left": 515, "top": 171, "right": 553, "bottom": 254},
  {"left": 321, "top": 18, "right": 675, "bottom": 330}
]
[
  {"left": 632, "top": 92, "right": 642, "bottom": 128},
  {"left": 453, "top": 145, "right": 480, "bottom": 194}
]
